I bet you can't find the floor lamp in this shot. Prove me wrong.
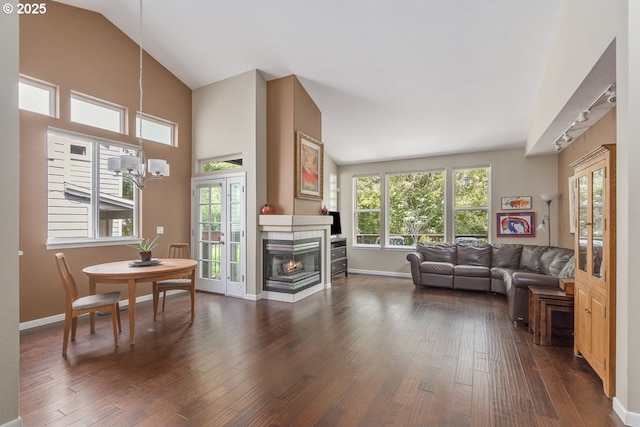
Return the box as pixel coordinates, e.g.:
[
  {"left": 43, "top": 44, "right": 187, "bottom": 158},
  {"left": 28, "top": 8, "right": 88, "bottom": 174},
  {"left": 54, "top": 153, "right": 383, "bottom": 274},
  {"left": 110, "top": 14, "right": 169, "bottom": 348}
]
[{"left": 537, "top": 193, "right": 557, "bottom": 246}]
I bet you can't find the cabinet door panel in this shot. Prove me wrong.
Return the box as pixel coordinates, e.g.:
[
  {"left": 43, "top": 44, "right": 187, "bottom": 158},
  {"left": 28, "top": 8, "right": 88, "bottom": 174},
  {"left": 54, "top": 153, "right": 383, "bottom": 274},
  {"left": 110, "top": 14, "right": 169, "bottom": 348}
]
[
  {"left": 576, "top": 285, "right": 591, "bottom": 354},
  {"left": 590, "top": 293, "right": 607, "bottom": 376}
]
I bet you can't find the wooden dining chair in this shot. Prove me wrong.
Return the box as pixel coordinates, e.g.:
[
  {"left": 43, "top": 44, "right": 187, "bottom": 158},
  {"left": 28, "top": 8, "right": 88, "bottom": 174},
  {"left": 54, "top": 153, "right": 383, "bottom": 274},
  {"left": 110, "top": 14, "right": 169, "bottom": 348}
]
[
  {"left": 152, "top": 243, "right": 195, "bottom": 322},
  {"left": 55, "top": 253, "right": 121, "bottom": 355}
]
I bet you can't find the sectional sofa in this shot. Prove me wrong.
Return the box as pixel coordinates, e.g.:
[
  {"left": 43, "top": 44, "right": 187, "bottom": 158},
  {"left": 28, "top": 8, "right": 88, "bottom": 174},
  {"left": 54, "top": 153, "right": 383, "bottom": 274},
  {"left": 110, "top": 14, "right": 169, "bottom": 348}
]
[{"left": 406, "top": 242, "right": 575, "bottom": 323}]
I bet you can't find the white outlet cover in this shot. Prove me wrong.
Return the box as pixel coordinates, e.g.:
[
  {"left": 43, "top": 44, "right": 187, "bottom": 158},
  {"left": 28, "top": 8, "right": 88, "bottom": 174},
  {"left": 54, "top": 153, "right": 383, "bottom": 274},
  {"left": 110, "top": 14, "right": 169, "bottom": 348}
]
[{"left": 157, "top": 226, "right": 164, "bottom": 234}]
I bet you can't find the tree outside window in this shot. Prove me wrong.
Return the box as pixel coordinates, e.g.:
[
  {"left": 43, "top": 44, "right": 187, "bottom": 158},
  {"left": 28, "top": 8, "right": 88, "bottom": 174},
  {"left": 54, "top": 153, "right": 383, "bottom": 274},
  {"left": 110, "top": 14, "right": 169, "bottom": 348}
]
[
  {"left": 354, "top": 175, "right": 381, "bottom": 245},
  {"left": 388, "top": 171, "right": 445, "bottom": 245},
  {"left": 454, "top": 167, "right": 490, "bottom": 243}
]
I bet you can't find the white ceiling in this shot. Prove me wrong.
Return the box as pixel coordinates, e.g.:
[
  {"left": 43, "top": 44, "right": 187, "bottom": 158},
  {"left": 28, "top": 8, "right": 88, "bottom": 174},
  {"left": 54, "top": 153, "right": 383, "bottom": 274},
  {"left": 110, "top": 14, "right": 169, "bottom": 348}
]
[{"left": 56, "top": 0, "right": 565, "bottom": 165}]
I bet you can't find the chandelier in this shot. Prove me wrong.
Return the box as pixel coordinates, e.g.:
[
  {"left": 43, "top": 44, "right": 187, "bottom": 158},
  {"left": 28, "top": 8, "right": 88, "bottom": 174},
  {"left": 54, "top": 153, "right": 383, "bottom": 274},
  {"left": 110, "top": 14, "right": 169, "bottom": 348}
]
[{"left": 107, "top": 0, "right": 169, "bottom": 189}]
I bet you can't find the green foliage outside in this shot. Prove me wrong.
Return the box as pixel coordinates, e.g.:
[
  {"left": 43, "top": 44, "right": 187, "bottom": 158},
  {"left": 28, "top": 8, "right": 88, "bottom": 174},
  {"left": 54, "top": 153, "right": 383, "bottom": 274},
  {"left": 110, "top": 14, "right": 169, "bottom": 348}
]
[
  {"left": 355, "top": 167, "right": 490, "bottom": 245},
  {"left": 454, "top": 168, "right": 489, "bottom": 241}
]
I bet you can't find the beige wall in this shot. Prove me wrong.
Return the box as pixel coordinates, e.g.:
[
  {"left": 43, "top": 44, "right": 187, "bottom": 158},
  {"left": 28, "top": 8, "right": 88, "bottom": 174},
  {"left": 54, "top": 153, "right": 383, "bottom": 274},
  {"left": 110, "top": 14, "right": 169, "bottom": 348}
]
[
  {"left": 557, "top": 109, "right": 616, "bottom": 249},
  {"left": 0, "top": 8, "right": 20, "bottom": 427},
  {"left": 266, "top": 75, "right": 323, "bottom": 215},
  {"left": 192, "top": 69, "right": 267, "bottom": 297},
  {"left": 19, "top": 1, "right": 193, "bottom": 321},
  {"left": 529, "top": 0, "right": 640, "bottom": 420},
  {"left": 340, "top": 147, "right": 558, "bottom": 275}
]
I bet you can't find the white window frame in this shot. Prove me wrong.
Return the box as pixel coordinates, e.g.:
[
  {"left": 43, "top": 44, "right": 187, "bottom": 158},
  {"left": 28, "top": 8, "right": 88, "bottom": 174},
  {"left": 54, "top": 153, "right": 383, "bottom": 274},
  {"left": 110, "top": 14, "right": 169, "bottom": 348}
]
[
  {"left": 353, "top": 174, "right": 382, "bottom": 247},
  {"left": 385, "top": 169, "right": 446, "bottom": 247},
  {"left": 136, "top": 112, "right": 177, "bottom": 146},
  {"left": 329, "top": 173, "right": 338, "bottom": 211},
  {"left": 452, "top": 166, "right": 491, "bottom": 243},
  {"left": 46, "top": 128, "right": 140, "bottom": 249},
  {"left": 19, "top": 75, "right": 57, "bottom": 117},
  {"left": 70, "top": 91, "right": 127, "bottom": 134}
]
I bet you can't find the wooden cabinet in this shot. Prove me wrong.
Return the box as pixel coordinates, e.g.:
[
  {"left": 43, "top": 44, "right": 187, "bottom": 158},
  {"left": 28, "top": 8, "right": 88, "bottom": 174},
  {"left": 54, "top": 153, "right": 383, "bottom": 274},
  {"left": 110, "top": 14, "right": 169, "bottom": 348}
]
[
  {"left": 570, "top": 144, "right": 616, "bottom": 398},
  {"left": 330, "top": 238, "right": 348, "bottom": 277}
]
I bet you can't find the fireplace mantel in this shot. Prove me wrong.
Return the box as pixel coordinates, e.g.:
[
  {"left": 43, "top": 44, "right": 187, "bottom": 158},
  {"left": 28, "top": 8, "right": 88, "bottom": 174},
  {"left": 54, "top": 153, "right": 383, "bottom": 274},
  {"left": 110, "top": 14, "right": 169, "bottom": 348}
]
[{"left": 259, "top": 214, "right": 333, "bottom": 230}]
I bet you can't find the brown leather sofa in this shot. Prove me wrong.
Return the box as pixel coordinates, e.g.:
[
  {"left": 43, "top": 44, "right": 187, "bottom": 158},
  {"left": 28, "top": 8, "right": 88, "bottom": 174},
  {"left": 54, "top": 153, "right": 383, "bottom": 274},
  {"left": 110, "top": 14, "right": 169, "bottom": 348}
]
[{"left": 406, "top": 243, "right": 575, "bottom": 323}]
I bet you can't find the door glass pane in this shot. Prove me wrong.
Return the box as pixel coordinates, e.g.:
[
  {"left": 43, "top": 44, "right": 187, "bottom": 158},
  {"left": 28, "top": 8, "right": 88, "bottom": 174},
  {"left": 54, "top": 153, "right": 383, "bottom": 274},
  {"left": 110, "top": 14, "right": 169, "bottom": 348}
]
[
  {"left": 197, "top": 184, "right": 222, "bottom": 280},
  {"left": 578, "top": 175, "right": 588, "bottom": 272},
  {"left": 592, "top": 168, "right": 604, "bottom": 279},
  {"left": 228, "top": 182, "right": 242, "bottom": 282}
]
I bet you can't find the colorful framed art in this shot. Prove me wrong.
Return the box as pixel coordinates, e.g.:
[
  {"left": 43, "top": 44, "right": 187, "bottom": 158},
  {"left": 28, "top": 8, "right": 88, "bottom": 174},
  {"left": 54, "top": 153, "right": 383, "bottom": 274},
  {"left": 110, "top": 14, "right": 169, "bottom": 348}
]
[
  {"left": 296, "top": 131, "right": 324, "bottom": 200},
  {"left": 496, "top": 212, "right": 536, "bottom": 237}
]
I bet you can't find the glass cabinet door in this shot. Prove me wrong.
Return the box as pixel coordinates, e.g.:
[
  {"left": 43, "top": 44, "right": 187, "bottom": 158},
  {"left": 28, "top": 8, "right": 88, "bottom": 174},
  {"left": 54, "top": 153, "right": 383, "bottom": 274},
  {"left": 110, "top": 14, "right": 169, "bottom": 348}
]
[
  {"left": 591, "top": 167, "right": 605, "bottom": 280},
  {"left": 577, "top": 174, "right": 588, "bottom": 273}
]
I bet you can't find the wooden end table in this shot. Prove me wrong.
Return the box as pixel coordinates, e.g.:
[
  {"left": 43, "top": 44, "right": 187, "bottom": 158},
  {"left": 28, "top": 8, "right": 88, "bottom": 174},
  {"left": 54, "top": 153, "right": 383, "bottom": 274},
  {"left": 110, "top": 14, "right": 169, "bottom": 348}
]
[{"left": 528, "top": 284, "right": 574, "bottom": 346}]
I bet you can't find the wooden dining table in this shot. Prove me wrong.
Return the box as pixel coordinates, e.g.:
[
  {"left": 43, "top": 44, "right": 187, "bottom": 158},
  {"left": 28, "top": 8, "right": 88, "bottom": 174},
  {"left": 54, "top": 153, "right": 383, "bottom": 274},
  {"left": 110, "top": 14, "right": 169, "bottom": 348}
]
[{"left": 82, "top": 258, "right": 198, "bottom": 345}]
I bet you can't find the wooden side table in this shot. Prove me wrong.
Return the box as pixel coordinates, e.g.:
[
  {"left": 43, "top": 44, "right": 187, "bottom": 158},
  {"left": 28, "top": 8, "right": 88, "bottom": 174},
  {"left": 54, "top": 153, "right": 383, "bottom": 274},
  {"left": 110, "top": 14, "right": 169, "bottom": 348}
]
[{"left": 528, "top": 285, "right": 574, "bottom": 346}]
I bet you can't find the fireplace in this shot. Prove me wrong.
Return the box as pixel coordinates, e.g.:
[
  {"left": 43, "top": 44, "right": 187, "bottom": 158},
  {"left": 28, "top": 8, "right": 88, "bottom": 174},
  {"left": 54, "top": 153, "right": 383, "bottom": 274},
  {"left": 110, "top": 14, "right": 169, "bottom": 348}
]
[{"left": 263, "top": 237, "right": 321, "bottom": 293}]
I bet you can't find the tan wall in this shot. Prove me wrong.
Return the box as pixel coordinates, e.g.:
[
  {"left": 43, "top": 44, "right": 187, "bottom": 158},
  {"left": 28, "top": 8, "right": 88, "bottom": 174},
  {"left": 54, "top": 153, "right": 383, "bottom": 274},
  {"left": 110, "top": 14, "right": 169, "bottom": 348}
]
[
  {"left": 19, "top": 1, "right": 192, "bottom": 322},
  {"left": 266, "top": 75, "right": 323, "bottom": 215},
  {"left": 0, "top": 8, "right": 20, "bottom": 425},
  {"left": 557, "top": 109, "right": 616, "bottom": 249}
]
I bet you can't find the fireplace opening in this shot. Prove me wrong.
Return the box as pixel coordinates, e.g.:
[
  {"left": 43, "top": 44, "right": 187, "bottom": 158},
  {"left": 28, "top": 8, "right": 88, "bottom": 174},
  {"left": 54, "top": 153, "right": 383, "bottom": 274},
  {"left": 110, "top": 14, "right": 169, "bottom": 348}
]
[{"left": 264, "top": 237, "right": 321, "bottom": 293}]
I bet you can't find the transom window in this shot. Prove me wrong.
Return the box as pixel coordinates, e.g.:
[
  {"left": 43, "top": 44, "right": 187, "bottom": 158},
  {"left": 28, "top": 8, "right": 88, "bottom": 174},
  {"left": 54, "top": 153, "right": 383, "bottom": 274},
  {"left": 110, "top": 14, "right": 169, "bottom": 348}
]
[
  {"left": 136, "top": 113, "right": 176, "bottom": 146},
  {"left": 202, "top": 157, "right": 243, "bottom": 172},
  {"left": 47, "top": 129, "right": 138, "bottom": 245},
  {"left": 70, "top": 92, "right": 126, "bottom": 133},
  {"left": 19, "top": 76, "right": 57, "bottom": 117}
]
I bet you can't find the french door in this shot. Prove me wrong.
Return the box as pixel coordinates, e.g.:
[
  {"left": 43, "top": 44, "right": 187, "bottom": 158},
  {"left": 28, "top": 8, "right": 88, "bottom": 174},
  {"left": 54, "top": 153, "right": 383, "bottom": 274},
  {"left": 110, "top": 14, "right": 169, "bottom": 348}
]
[{"left": 191, "top": 173, "right": 246, "bottom": 298}]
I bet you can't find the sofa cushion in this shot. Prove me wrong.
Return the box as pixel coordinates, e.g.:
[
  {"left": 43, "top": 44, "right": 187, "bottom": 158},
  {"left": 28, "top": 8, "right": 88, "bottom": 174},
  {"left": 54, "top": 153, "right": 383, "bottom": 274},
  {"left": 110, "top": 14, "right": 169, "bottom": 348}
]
[
  {"left": 519, "top": 245, "right": 546, "bottom": 273},
  {"left": 491, "top": 244, "right": 523, "bottom": 268},
  {"left": 456, "top": 244, "right": 491, "bottom": 267},
  {"left": 420, "top": 261, "right": 454, "bottom": 275},
  {"left": 540, "top": 247, "right": 574, "bottom": 277},
  {"left": 558, "top": 254, "right": 576, "bottom": 279},
  {"left": 417, "top": 242, "right": 457, "bottom": 264},
  {"left": 454, "top": 265, "right": 490, "bottom": 277}
]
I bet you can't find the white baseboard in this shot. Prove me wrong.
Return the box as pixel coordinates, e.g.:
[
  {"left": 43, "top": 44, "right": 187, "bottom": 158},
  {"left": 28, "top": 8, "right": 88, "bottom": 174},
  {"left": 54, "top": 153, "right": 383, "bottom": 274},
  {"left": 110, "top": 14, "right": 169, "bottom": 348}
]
[
  {"left": 0, "top": 416, "right": 23, "bottom": 427},
  {"left": 614, "top": 397, "right": 640, "bottom": 426},
  {"left": 18, "top": 291, "right": 185, "bottom": 331},
  {"left": 347, "top": 268, "right": 412, "bottom": 278}
]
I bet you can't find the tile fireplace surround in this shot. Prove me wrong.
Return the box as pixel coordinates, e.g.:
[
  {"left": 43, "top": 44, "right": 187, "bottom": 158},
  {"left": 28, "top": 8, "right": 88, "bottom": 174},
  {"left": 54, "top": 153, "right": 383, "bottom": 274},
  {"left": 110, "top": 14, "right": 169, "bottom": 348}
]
[{"left": 259, "top": 215, "right": 333, "bottom": 302}]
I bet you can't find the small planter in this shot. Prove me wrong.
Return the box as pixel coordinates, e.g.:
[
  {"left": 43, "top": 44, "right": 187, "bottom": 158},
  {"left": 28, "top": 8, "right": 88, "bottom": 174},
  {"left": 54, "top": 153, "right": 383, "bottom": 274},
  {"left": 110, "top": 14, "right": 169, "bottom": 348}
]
[{"left": 139, "top": 251, "right": 152, "bottom": 262}]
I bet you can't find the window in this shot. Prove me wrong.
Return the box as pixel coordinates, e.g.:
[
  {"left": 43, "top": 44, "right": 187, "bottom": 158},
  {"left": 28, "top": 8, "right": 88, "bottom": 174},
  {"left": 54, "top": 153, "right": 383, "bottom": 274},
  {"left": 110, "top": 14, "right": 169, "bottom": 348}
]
[
  {"left": 454, "top": 167, "right": 490, "bottom": 243},
  {"left": 47, "top": 129, "right": 138, "bottom": 245},
  {"left": 328, "top": 173, "right": 338, "bottom": 211},
  {"left": 202, "top": 156, "right": 243, "bottom": 172},
  {"left": 353, "top": 175, "right": 381, "bottom": 245},
  {"left": 136, "top": 113, "right": 176, "bottom": 146},
  {"left": 19, "top": 76, "right": 56, "bottom": 117},
  {"left": 387, "top": 171, "right": 445, "bottom": 246},
  {"left": 70, "top": 92, "right": 126, "bottom": 133}
]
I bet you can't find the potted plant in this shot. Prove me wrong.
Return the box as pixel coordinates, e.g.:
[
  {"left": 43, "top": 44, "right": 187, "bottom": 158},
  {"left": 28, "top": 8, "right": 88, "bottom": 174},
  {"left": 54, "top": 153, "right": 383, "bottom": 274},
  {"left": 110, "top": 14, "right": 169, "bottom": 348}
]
[{"left": 127, "top": 236, "right": 160, "bottom": 262}]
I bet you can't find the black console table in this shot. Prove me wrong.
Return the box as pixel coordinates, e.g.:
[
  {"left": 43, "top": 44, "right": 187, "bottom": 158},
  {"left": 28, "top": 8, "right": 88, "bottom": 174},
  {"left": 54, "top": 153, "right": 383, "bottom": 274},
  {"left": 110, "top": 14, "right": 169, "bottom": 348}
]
[{"left": 330, "top": 238, "right": 348, "bottom": 277}]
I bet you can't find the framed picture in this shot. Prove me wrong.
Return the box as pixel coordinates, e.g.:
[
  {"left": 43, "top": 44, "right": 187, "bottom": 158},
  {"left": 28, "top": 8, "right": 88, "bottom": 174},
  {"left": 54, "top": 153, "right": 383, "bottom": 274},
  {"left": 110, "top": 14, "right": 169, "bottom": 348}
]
[
  {"left": 496, "top": 212, "right": 536, "bottom": 237},
  {"left": 296, "top": 131, "right": 324, "bottom": 200},
  {"left": 500, "top": 196, "right": 532, "bottom": 210},
  {"left": 568, "top": 175, "right": 576, "bottom": 233}
]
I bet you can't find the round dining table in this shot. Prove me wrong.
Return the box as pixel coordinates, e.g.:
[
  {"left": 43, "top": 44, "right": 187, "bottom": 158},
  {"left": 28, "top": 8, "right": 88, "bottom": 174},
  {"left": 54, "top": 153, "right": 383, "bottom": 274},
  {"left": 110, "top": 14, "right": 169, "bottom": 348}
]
[{"left": 83, "top": 258, "right": 198, "bottom": 345}]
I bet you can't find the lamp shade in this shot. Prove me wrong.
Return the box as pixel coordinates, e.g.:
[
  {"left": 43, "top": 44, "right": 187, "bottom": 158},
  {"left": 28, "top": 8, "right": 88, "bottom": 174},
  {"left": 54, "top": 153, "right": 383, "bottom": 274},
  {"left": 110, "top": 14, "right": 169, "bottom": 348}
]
[
  {"left": 120, "top": 155, "right": 141, "bottom": 171},
  {"left": 539, "top": 193, "right": 557, "bottom": 202}
]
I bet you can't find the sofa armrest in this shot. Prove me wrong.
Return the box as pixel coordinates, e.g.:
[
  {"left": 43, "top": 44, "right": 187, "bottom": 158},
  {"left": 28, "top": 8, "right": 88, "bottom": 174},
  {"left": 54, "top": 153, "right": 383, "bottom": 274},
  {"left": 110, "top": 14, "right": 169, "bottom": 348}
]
[
  {"left": 508, "top": 271, "right": 561, "bottom": 324},
  {"left": 406, "top": 252, "right": 424, "bottom": 286},
  {"left": 512, "top": 272, "right": 560, "bottom": 289}
]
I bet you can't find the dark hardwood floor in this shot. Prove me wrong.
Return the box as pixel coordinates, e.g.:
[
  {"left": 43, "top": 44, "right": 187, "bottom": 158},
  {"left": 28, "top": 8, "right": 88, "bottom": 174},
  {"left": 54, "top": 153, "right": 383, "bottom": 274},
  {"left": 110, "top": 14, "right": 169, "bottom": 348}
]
[{"left": 20, "top": 274, "right": 623, "bottom": 427}]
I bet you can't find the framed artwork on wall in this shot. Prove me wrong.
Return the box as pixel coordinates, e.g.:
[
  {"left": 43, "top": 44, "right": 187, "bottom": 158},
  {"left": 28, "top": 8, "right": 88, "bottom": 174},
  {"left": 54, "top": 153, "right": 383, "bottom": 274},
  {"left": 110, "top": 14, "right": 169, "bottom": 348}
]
[
  {"left": 500, "top": 196, "right": 532, "bottom": 210},
  {"left": 296, "top": 131, "right": 324, "bottom": 200},
  {"left": 496, "top": 212, "right": 536, "bottom": 237}
]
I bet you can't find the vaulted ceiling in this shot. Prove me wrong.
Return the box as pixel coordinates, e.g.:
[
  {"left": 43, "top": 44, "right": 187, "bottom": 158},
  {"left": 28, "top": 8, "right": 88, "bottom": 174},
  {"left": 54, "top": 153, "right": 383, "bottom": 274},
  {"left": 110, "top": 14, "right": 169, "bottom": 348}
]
[{"left": 56, "top": 0, "right": 567, "bottom": 165}]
